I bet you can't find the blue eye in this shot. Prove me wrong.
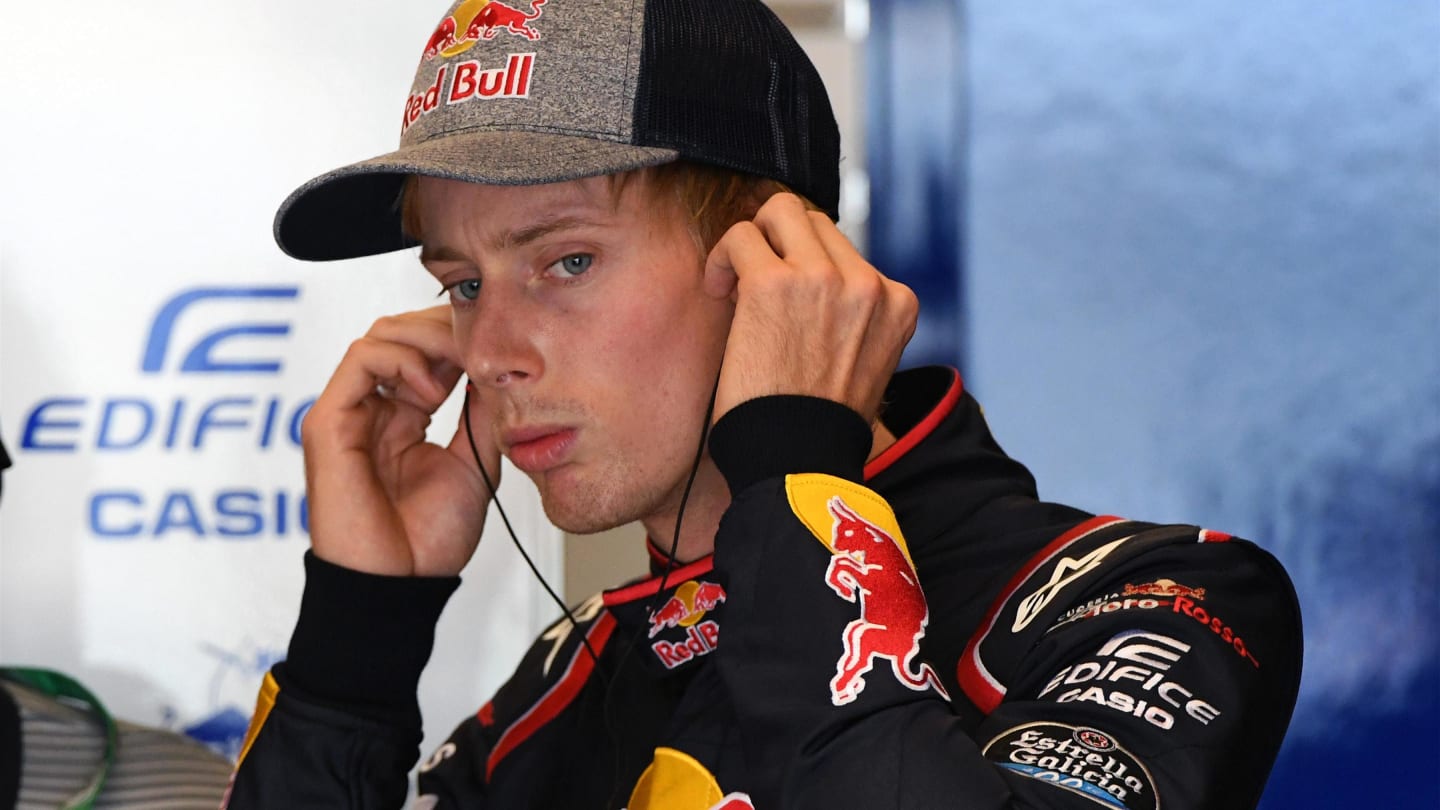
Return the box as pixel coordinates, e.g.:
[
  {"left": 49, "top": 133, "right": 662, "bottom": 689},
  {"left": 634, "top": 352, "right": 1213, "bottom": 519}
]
[
  {"left": 448, "top": 279, "right": 481, "bottom": 302},
  {"left": 552, "top": 254, "right": 593, "bottom": 277}
]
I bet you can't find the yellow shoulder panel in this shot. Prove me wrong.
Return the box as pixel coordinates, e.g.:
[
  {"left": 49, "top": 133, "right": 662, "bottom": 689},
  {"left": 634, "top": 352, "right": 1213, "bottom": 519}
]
[
  {"left": 784, "top": 473, "right": 915, "bottom": 571},
  {"left": 627, "top": 746, "right": 725, "bottom": 810}
]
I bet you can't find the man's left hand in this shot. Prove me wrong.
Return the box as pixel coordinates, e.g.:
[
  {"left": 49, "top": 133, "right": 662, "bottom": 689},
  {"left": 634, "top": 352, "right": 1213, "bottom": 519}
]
[{"left": 703, "top": 192, "right": 918, "bottom": 424}]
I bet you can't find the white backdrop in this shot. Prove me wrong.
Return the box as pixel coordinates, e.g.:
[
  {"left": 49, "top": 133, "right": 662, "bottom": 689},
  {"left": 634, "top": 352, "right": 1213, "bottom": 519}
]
[{"left": 0, "top": 0, "right": 563, "bottom": 766}]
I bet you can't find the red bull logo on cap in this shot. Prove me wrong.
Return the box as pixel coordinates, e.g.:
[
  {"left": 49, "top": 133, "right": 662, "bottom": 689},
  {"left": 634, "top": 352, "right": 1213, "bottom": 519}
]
[
  {"left": 648, "top": 579, "right": 727, "bottom": 670},
  {"left": 786, "top": 475, "right": 949, "bottom": 706},
  {"left": 401, "top": 52, "right": 536, "bottom": 135},
  {"left": 423, "top": 0, "right": 549, "bottom": 61}
]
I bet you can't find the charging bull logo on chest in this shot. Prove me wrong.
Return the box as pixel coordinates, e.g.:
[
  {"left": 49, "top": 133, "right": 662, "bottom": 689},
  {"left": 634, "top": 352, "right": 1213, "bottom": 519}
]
[{"left": 788, "top": 476, "right": 948, "bottom": 706}]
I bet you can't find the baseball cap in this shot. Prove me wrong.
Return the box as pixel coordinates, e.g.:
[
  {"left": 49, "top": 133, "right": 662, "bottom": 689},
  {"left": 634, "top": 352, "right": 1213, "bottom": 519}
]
[{"left": 275, "top": 0, "right": 841, "bottom": 262}]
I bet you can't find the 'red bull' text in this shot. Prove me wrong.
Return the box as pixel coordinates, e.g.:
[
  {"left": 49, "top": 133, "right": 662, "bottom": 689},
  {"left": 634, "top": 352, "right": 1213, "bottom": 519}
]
[
  {"left": 402, "top": 53, "right": 536, "bottom": 135},
  {"left": 651, "top": 620, "right": 719, "bottom": 670}
]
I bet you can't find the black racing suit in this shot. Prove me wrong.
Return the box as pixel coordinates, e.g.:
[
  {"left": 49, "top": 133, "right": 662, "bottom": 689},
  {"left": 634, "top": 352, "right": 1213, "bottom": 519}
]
[{"left": 226, "top": 367, "right": 1302, "bottom": 809}]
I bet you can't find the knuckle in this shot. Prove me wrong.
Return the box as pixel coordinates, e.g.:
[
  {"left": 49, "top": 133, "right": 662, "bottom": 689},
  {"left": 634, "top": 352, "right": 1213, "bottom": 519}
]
[
  {"left": 298, "top": 405, "right": 334, "bottom": 449},
  {"left": 757, "top": 191, "right": 805, "bottom": 219},
  {"left": 796, "top": 256, "right": 838, "bottom": 283},
  {"left": 894, "top": 287, "right": 921, "bottom": 328},
  {"left": 343, "top": 336, "right": 374, "bottom": 361},
  {"left": 846, "top": 270, "right": 883, "bottom": 303},
  {"left": 370, "top": 314, "right": 403, "bottom": 335},
  {"left": 299, "top": 406, "right": 320, "bottom": 439},
  {"left": 898, "top": 283, "right": 920, "bottom": 315},
  {"left": 860, "top": 270, "right": 886, "bottom": 296},
  {"left": 716, "top": 219, "right": 757, "bottom": 248}
]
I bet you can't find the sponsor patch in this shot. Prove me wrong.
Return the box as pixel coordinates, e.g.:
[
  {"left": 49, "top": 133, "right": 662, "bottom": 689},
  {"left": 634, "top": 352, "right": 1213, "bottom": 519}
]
[
  {"left": 1039, "top": 631, "right": 1222, "bottom": 731},
  {"left": 1172, "top": 595, "right": 1260, "bottom": 667},
  {"left": 647, "top": 580, "right": 727, "bottom": 670},
  {"left": 423, "top": 0, "right": 549, "bottom": 62},
  {"left": 983, "top": 722, "right": 1158, "bottom": 809},
  {"left": 402, "top": 52, "right": 536, "bottom": 134},
  {"left": 960, "top": 522, "right": 1226, "bottom": 715},
  {"left": 1124, "top": 579, "right": 1205, "bottom": 600},
  {"left": 1013, "top": 535, "right": 1138, "bottom": 632},
  {"left": 1048, "top": 594, "right": 1172, "bottom": 633},
  {"left": 1047, "top": 579, "right": 1206, "bottom": 633},
  {"left": 786, "top": 476, "right": 947, "bottom": 705}
]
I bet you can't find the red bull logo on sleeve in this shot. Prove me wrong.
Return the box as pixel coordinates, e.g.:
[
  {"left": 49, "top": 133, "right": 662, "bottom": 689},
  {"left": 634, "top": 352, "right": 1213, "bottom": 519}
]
[
  {"left": 423, "top": 0, "right": 549, "bottom": 62},
  {"left": 648, "top": 579, "right": 727, "bottom": 669},
  {"left": 786, "top": 475, "right": 949, "bottom": 706},
  {"left": 1123, "top": 579, "right": 1206, "bottom": 600}
]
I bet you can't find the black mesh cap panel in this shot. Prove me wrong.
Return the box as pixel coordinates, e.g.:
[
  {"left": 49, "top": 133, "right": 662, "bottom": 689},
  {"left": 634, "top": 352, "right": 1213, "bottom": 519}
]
[{"left": 633, "top": 0, "right": 842, "bottom": 218}]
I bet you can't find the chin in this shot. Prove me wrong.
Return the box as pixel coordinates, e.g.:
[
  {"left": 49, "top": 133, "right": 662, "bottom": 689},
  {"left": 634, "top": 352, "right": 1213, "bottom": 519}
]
[
  {"left": 542, "top": 506, "right": 627, "bottom": 535},
  {"left": 527, "top": 455, "right": 689, "bottom": 537},
  {"left": 534, "top": 480, "right": 645, "bottom": 536}
]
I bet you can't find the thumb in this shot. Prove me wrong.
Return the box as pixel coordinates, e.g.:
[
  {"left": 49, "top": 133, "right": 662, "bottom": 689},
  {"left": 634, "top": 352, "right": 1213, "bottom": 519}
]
[{"left": 703, "top": 242, "right": 739, "bottom": 302}]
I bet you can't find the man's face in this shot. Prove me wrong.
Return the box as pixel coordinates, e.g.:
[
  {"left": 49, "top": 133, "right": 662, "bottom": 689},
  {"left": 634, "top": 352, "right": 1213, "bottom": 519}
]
[{"left": 415, "top": 174, "right": 733, "bottom": 534}]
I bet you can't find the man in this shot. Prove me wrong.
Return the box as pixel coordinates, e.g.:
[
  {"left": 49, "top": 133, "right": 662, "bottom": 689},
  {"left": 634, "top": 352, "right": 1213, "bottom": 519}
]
[{"left": 227, "top": 1, "right": 1301, "bottom": 808}]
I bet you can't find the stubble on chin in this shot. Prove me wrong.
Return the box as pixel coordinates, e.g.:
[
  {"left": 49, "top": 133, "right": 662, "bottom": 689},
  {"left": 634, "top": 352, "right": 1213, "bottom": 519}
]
[
  {"left": 535, "top": 446, "right": 696, "bottom": 536},
  {"left": 530, "top": 462, "right": 655, "bottom": 536}
]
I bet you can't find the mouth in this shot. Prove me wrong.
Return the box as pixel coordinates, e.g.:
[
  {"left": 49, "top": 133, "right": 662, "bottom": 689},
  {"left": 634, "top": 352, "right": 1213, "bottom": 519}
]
[{"left": 502, "top": 425, "right": 578, "bottom": 474}]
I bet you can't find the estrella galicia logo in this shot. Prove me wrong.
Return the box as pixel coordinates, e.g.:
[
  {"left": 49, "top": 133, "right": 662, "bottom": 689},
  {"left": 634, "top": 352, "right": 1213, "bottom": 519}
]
[
  {"left": 141, "top": 287, "right": 300, "bottom": 374},
  {"left": 16, "top": 285, "right": 314, "bottom": 539}
]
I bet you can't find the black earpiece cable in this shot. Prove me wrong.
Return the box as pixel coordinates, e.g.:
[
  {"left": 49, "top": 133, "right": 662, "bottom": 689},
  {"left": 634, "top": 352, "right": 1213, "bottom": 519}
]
[
  {"left": 460, "top": 378, "right": 716, "bottom": 810},
  {"left": 461, "top": 386, "right": 606, "bottom": 681},
  {"left": 600, "top": 376, "right": 717, "bottom": 809}
]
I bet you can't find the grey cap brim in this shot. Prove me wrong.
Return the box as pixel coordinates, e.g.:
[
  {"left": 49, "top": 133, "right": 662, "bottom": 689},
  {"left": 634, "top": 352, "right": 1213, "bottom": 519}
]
[{"left": 274, "top": 130, "right": 679, "bottom": 261}]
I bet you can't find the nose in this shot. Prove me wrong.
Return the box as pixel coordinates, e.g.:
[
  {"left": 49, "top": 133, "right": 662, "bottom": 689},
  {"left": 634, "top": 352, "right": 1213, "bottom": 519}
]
[{"left": 461, "top": 284, "right": 543, "bottom": 389}]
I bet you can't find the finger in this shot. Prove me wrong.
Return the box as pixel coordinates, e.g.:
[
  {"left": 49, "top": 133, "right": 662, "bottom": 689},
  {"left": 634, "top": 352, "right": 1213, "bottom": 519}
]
[
  {"left": 323, "top": 337, "right": 457, "bottom": 413},
  {"left": 802, "top": 212, "right": 908, "bottom": 326},
  {"left": 372, "top": 369, "right": 459, "bottom": 416},
  {"left": 705, "top": 220, "right": 790, "bottom": 298},
  {"left": 352, "top": 308, "right": 465, "bottom": 410},
  {"left": 748, "top": 192, "right": 832, "bottom": 269},
  {"left": 805, "top": 211, "right": 869, "bottom": 276},
  {"left": 364, "top": 307, "right": 462, "bottom": 368}
]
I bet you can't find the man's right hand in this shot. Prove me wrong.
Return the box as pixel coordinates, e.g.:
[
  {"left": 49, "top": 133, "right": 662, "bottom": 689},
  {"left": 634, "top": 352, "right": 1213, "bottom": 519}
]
[{"left": 301, "top": 305, "right": 497, "bottom": 577}]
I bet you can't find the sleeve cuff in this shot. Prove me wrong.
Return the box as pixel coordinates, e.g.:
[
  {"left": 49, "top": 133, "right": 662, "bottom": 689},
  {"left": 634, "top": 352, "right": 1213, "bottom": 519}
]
[
  {"left": 708, "top": 395, "right": 872, "bottom": 494},
  {"left": 282, "top": 551, "right": 461, "bottom": 719}
]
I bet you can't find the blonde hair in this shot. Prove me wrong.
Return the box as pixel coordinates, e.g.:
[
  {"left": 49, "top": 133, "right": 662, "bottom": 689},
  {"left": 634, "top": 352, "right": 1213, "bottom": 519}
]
[{"left": 399, "top": 161, "right": 819, "bottom": 252}]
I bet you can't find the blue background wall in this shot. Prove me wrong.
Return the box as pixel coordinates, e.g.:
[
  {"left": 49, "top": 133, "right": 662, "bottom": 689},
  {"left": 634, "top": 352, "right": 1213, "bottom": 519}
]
[{"left": 871, "top": 1, "right": 1439, "bottom": 806}]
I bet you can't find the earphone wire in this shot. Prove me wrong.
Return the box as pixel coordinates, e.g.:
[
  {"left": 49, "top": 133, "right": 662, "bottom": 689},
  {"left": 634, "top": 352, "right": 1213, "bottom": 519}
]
[
  {"left": 599, "top": 389, "right": 713, "bottom": 698},
  {"left": 461, "top": 386, "right": 606, "bottom": 682},
  {"left": 599, "top": 375, "right": 716, "bottom": 809},
  {"left": 459, "top": 378, "right": 715, "bottom": 810}
]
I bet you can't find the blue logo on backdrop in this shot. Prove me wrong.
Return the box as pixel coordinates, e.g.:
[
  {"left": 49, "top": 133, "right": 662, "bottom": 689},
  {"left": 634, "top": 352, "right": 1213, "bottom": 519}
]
[
  {"left": 141, "top": 287, "right": 300, "bottom": 374},
  {"left": 172, "top": 640, "right": 284, "bottom": 758},
  {"left": 16, "top": 286, "right": 314, "bottom": 539}
]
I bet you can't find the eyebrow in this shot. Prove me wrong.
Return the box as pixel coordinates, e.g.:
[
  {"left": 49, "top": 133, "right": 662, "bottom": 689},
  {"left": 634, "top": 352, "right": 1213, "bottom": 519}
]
[{"left": 420, "top": 214, "right": 609, "bottom": 265}]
